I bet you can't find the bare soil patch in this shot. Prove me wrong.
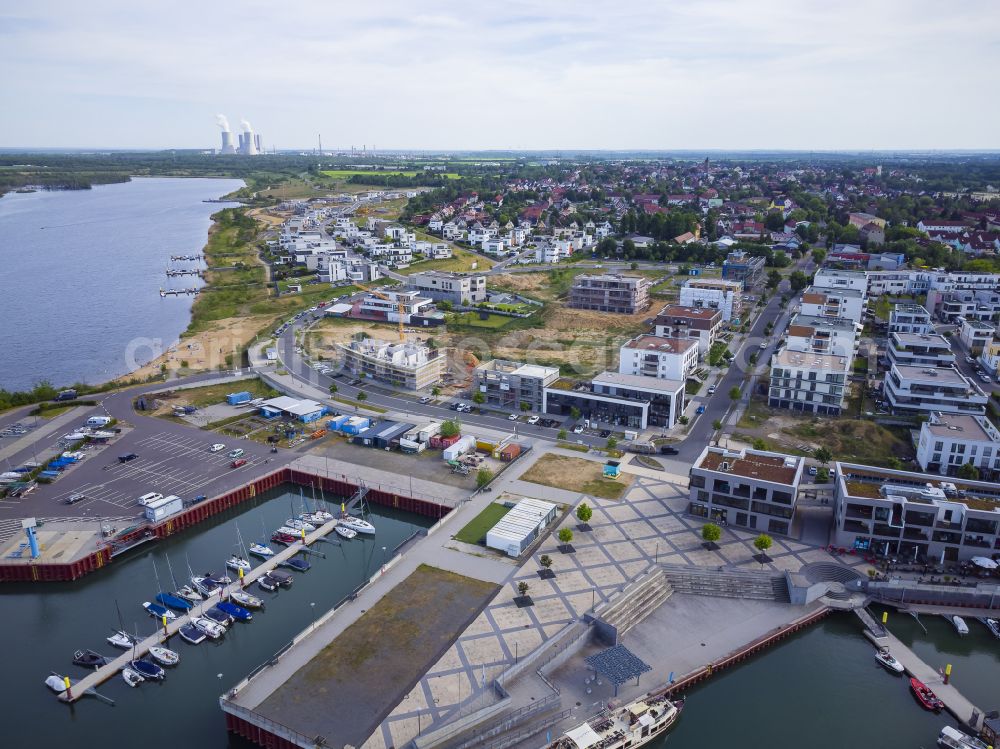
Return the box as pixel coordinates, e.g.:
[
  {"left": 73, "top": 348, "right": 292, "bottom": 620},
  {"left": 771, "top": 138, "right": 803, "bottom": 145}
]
[{"left": 520, "top": 453, "right": 631, "bottom": 500}]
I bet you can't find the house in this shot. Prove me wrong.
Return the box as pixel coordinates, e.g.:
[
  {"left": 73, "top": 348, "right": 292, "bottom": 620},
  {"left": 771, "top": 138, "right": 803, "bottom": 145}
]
[
  {"left": 848, "top": 212, "right": 886, "bottom": 230},
  {"left": 916, "top": 412, "right": 1000, "bottom": 478},
  {"left": 957, "top": 318, "right": 996, "bottom": 354},
  {"left": 618, "top": 335, "right": 699, "bottom": 380},
  {"left": 357, "top": 289, "right": 437, "bottom": 324},
  {"left": 884, "top": 363, "right": 988, "bottom": 415},
  {"left": 888, "top": 304, "right": 932, "bottom": 334},
  {"left": 799, "top": 286, "right": 867, "bottom": 324},
  {"left": 917, "top": 219, "right": 967, "bottom": 234},
  {"left": 886, "top": 333, "right": 955, "bottom": 369},
  {"left": 768, "top": 348, "right": 850, "bottom": 415}
]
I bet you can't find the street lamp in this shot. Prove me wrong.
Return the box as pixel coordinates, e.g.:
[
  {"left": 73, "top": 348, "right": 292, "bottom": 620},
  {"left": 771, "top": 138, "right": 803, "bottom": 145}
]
[{"left": 310, "top": 601, "right": 317, "bottom": 630}]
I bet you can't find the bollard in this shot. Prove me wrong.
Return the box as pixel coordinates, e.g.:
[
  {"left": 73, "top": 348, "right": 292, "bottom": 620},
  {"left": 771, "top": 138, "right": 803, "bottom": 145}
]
[
  {"left": 63, "top": 675, "right": 72, "bottom": 700},
  {"left": 882, "top": 611, "right": 888, "bottom": 624},
  {"left": 162, "top": 613, "right": 168, "bottom": 634},
  {"left": 944, "top": 663, "right": 952, "bottom": 685}
]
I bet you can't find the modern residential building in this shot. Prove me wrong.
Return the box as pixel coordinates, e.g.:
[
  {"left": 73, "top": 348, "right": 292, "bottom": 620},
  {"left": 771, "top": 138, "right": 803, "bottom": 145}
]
[
  {"left": 720, "top": 250, "right": 765, "bottom": 289},
  {"left": 653, "top": 305, "right": 723, "bottom": 358},
  {"left": 916, "top": 412, "right": 1000, "bottom": 479},
  {"left": 618, "top": 335, "right": 698, "bottom": 381},
  {"left": 784, "top": 314, "right": 859, "bottom": 358},
  {"left": 813, "top": 267, "right": 869, "bottom": 294},
  {"left": 679, "top": 278, "right": 744, "bottom": 322},
  {"left": 888, "top": 304, "right": 932, "bottom": 334},
  {"left": 404, "top": 271, "right": 486, "bottom": 306},
  {"left": 473, "top": 359, "right": 560, "bottom": 413},
  {"left": 567, "top": 274, "right": 651, "bottom": 314},
  {"left": 799, "top": 286, "right": 866, "bottom": 324},
  {"left": 589, "top": 371, "right": 686, "bottom": 428},
  {"left": 321, "top": 257, "right": 382, "bottom": 284},
  {"left": 339, "top": 338, "right": 444, "bottom": 390},
  {"left": 831, "top": 462, "right": 1000, "bottom": 562},
  {"left": 933, "top": 289, "right": 1000, "bottom": 323},
  {"left": 768, "top": 347, "right": 850, "bottom": 415},
  {"left": 980, "top": 338, "right": 1000, "bottom": 375},
  {"left": 357, "top": 289, "right": 442, "bottom": 326},
  {"left": 957, "top": 317, "right": 996, "bottom": 354},
  {"left": 542, "top": 371, "right": 685, "bottom": 429},
  {"left": 886, "top": 332, "right": 955, "bottom": 369},
  {"left": 687, "top": 446, "right": 804, "bottom": 536},
  {"left": 883, "top": 363, "right": 988, "bottom": 415}
]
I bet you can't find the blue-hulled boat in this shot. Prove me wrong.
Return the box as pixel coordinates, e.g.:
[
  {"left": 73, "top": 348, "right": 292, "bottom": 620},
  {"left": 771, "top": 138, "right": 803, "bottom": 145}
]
[
  {"left": 280, "top": 557, "right": 311, "bottom": 572},
  {"left": 129, "top": 658, "right": 165, "bottom": 681},
  {"left": 143, "top": 601, "right": 177, "bottom": 621},
  {"left": 155, "top": 592, "right": 193, "bottom": 611},
  {"left": 217, "top": 601, "right": 253, "bottom": 622},
  {"left": 178, "top": 623, "right": 206, "bottom": 645},
  {"left": 205, "top": 607, "right": 234, "bottom": 627}
]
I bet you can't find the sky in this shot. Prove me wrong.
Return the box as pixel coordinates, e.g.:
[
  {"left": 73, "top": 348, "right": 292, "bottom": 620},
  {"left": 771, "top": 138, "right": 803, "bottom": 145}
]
[{"left": 2, "top": 0, "right": 999, "bottom": 151}]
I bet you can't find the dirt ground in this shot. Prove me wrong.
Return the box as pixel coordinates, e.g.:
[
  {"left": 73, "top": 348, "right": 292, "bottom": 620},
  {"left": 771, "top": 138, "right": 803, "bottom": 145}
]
[{"left": 519, "top": 454, "right": 631, "bottom": 500}]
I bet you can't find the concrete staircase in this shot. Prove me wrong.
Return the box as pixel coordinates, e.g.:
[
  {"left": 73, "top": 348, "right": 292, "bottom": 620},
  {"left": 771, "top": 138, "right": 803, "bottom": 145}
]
[
  {"left": 659, "top": 563, "right": 790, "bottom": 602},
  {"left": 597, "top": 568, "right": 674, "bottom": 639}
]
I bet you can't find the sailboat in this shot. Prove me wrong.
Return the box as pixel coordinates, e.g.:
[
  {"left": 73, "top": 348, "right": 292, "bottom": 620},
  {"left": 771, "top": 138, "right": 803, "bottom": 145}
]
[
  {"left": 143, "top": 601, "right": 178, "bottom": 621},
  {"left": 108, "top": 601, "right": 137, "bottom": 649},
  {"left": 149, "top": 645, "right": 180, "bottom": 666},
  {"left": 249, "top": 542, "right": 274, "bottom": 559},
  {"left": 230, "top": 589, "right": 263, "bottom": 609},
  {"left": 308, "top": 485, "right": 334, "bottom": 522},
  {"left": 128, "top": 624, "right": 165, "bottom": 681},
  {"left": 340, "top": 483, "right": 376, "bottom": 535},
  {"left": 226, "top": 554, "right": 252, "bottom": 573},
  {"left": 178, "top": 623, "right": 206, "bottom": 645},
  {"left": 153, "top": 556, "right": 193, "bottom": 611}
]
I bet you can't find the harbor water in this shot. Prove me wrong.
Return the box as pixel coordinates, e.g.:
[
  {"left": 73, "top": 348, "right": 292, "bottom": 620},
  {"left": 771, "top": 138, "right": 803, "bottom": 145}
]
[
  {"left": 0, "top": 177, "right": 244, "bottom": 391},
  {"left": 0, "top": 485, "right": 431, "bottom": 749}
]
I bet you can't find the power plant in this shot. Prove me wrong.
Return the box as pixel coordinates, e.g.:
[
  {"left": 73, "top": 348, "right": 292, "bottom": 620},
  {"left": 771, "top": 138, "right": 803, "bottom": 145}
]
[{"left": 215, "top": 114, "right": 263, "bottom": 155}]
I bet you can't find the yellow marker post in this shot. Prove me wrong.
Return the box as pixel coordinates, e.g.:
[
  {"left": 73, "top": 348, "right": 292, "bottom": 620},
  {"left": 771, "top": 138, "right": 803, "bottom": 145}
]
[
  {"left": 301, "top": 529, "right": 306, "bottom": 542},
  {"left": 944, "top": 663, "right": 952, "bottom": 684},
  {"left": 882, "top": 611, "right": 888, "bottom": 624},
  {"left": 162, "top": 613, "right": 168, "bottom": 634},
  {"left": 63, "top": 675, "right": 72, "bottom": 699}
]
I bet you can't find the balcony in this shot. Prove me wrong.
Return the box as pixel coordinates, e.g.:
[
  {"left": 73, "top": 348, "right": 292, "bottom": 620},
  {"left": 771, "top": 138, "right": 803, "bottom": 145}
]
[{"left": 843, "top": 519, "right": 871, "bottom": 534}]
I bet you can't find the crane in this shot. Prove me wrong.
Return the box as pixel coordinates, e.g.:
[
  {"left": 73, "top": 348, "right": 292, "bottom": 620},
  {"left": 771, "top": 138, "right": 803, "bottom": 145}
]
[{"left": 354, "top": 279, "right": 406, "bottom": 342}]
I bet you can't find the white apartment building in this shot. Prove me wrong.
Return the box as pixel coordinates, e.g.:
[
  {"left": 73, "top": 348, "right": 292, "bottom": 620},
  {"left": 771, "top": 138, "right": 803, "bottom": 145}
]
[
  {"left": 812, "top": 268, "right": 868, "bottom": 294},
  {"left": 678, "top": 278, "right": 743, "bottom": 322},
  {"left": 339, "top": 338, "right": 443, "bottom": 390},
  {"left": 980, "top": 339, "right": 1000, "bottom": 375},
  {"left": 888, "top": 304, "right": 932, "bottom": 334},
  {"left": 768, "top": 347, "right": 850, "bottom": 415},
  {"left": 653, "top": 305, "right": 723, "bottom": 359},
  {"left": 619, "top": 335, "right": 698, "bottom": 381},
  {"left": 785, "top": 314, "right": 859, "bottom": 358},
  {"left": 916, "top": 412, "right": 1000, "bottom": 479},
  {"left": 358, "top": 289, "right": 435, "bottom": 323},
  {"left": 321, "top": 258, "right": 381, "bottom": 284},
  {"left": 886, "top": 332, "right": 955, "bottom": 369},
  {"left": 404, "top": 272, "right": 486, "bottom": 306},
  {"left": 884, "top": 363, "right": 988, "bottom": 415},
  {"left": 799, "top": 286, "right": 866, "bottom": 324},
  {"left": 958, "top": 318, "right": 996, "bottom": 353}
]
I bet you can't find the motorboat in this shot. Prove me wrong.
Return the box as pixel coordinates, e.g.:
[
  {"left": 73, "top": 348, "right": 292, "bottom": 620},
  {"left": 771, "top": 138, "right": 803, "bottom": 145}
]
[
  {"left": 45, "top": 673, "right": 73, "bottom": 693},
  {"left": 268, "top": 570, "right": 294, "bottom": 588},
  {"left": 276, "top": 526, "right": 305, "bottom": 538},
  {"left": 129, "top": 658, "right": 165, "bottom": 681},
  {"left": 310, "top": 509, "right": 334, "bottom": 522},
  {"left": 207, "top": 571, "right": 233, "bottom": 585},
  {"left": 192, "top": 576, "right": 222, "bottom": 596},
  {"left": 271, "top": 532, "right": 298, "bottom": 546},
  {"left": 143, "top": 601, "right": 178, "bottom": 621},
  {"left": 334, "top": 525, "right": 357, "bottom": 540},
  {"left": 281, "top": 557, "right": 311, "bottom": 572},
  {"left": 72, "top": 649, "right": 110, "bottom": 669},
  {"left": 148, "top": 646, "right": 179, "bottom": 666},
  {"left": 984, "top": 618, "right": 1000, "bottom": 639},
  {"left": 547, "top": 695, "right": 684, "bottom": 749},
  {"left": 217, "top": 601, "right": 253, "bottom": 622},
  {"left": 874, "top": 647, "right": 904, "bottom": 674},
  {"left": 192, "top": 617, "right": 225, "bottom": 639},
  {"left": 248, "top": 542, "right": 275, "bottom": 559},
  {"left": 175, "top": 584, "right": 203, "bottom": 603},
  {"left": 257, "top": 574, "right": 280, "bottom": 592},
  {"left": 230, "top": 590, "right": 263, "bottom": 609},
  {"left": 299, "top": 512, "right": 327, "bottom": 526},
  {"left": 155, "top": 592, "right": 193, "bottom": 611},
  {"left": 951, "top": 615, "right": 969, "bottom": 636},
  {"left": 938, "top": 726, "right": 990, "bottom": 749},
  {"left": 284, "top": 518, "right": 316, "bottom": 532},
  {"left": 910, "top": 677, "right": 944, "bottom": 711},
  {"left": 121, "top": 667, "right": 144, "bottom": 688},
  {"left": 205, "top": 607, "right": 234, "bottom": 627},
  {"left": 226, "top": 555, "right": 252, "bottom": 573},
  {"left": 339, "top": 515, "right": 375, "bottom": 535},
  {"left": 178, "top": 623, "right": 206, "bottom": 645},
  {"left": 107, "top": 629, "right": 137, "bottom": 649}
]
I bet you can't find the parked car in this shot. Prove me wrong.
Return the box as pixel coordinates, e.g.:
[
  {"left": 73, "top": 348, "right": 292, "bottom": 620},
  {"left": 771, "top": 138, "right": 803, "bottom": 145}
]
[
  {"left": 508, "top": 413, "right": 519, "bottom": 421},
  {"left": 659, "top": 446, "right": 679, "bottom": 455},
  {"left": 599, "top": 429, "right": 611, "bottom": 438},
  {"left": 228, "top": 448, "right": 245, "bottom": 459},
  {"left": 118, "top": 453, "right": 139, "bottom": 463},
  {"left": 209, "top": 443, "right": 226, "bottom": 453},
  {"left": 231, "top": 458, "right": 248, "bottom": 468},
  {"left": 759, "top": 341, "right": 768, "bottom": 349},
  {"left": 808, "top": 466, "right": 818, "bottom": 476},
  {"left": 707, "top": 385, "right": 717, "bottom": 395},
  {"left": 419, "top": 396, "right": 432, "bottom": 404},
  {"left": 966, "top": 355, "right": 975, "bottom": 364},
  {"left": 573, "top": 425, "right": 584, "bottom": 434},
  {"left": 65, "top": 493, "right": 86, "bottom": 504},
  {"left": 527, "top": 415, "right": 540, "bottom": 425},
  {"left": 696, "top": 405, "right": 706, "bottom": 415}
]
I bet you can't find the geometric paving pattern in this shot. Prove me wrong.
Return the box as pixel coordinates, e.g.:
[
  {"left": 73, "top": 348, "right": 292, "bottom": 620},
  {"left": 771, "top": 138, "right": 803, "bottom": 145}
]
[{"left": 361, "top": 459, "right": 859, "bottom": 749}]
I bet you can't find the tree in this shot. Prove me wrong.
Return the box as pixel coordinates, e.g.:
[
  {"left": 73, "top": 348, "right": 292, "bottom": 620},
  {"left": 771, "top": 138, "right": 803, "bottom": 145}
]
[
  {"left": 576, "top": 502, "right": 593, "bottom": 524},
  {"left": 814, "top": 447, "right": 833, "bottom": 466},
  {"left": 957, "top": 462, "right": 980, "bottom": 480},
  {"left": 440, "top": 419, "right": 460, "bottom": 438},
  {"left": 712, "top": 419, "right": 723, "bottom": 432},
  {"left": 476, "top": 467, "right": 494, "bottom": 488},
  {"left": 886, "top": 456, "right": 903, "bottom": 470},
  {"left": 816, "top": 467, "right": 830, "bottom": 483},
  {"left": 557, "top": 429, "right": 568, "bottom": 440},
  {"left": 431, "top": 386, "right": 441, "bottom": 396},
  {"left": 766, "top": 269, "right": 782, "bottom": 289},
  {"left": 472, "top": 391, "right": 485, "bottom": 405},
  {"left": 752, "top": 438, "right": 768, "bottom": 451},
  {"left": 753, "top": 534, "right": 773, "bottom": 564},
  {"left": 328, "top": 384, "right": 338, "bottom": 394},
  {"left": 788, "top": 270, "right": 809, "bottom": 292},
  {"left": 558, "top": 527, "right": 574, "bottom": 545},
  {"left": 810, "top": 247, "right": 827, "bottom": 265},
  {"left": 570, "top": 406, "right": 582, "bottom": 420},
  {"left": 356, "top": 391, "right": 367, "bottom": 402},
  {"left": 520, "top": 401, "right": 532, "bottom": 412},
  {"left": 606, "top": 437, "right": 618, "bottom": 450},
  {"left": 539, "top": 554, "right": 552, "bottom": 571},
  {"left": 630, "top": 261, "right": 639, "bottom": 270},
  {"left": 729, "top": 386, "right": 742, "bottom": 402},
  {"left": 701, "top": 522, "right": 722, "bottom": 547},
  {"left": 517, "top": 581, "right": 530, "bottom": 597}
]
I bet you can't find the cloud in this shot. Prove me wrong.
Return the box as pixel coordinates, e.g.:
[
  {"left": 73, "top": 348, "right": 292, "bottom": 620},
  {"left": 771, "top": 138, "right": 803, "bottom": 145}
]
[{"left": 1, "top": 0, "right": 999, "bottom": 149}]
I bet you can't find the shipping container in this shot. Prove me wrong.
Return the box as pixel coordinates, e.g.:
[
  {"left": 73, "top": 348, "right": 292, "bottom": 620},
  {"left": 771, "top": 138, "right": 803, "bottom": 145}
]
[
  {"left": 498, "top": 442, "right": 522, "bottom": 461},
  {"left": 226, "top": 391, "right": 253, "bottom": 405},
  {"left": 443, "top": 435, "right": 476, "bottom": 462},
  {"left": 429, "top": 433, "right": 461, "bottom": 449}
]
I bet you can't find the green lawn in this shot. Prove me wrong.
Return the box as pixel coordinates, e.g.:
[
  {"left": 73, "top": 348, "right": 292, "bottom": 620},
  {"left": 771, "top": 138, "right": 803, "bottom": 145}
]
[
  {"left": 447, "top": 312, "right": 516, "bottom": 329},
  {"left": 453, "top": 502, "right": 512, "bottom": 544},
  {"left": 396, "top": 248, "right": 493, "bottom": 275},
  {"left": 321, "top": 170, "right": 460, "bottom": 180}
]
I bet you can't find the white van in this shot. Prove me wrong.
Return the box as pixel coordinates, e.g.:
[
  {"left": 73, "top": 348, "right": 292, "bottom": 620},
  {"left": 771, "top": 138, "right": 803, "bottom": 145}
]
[
  {"left": 137, "top": 492, "right": 164, "bottom": 507},
  {"left": 85, "top": 416, "right": 112, "bottom": 428}
]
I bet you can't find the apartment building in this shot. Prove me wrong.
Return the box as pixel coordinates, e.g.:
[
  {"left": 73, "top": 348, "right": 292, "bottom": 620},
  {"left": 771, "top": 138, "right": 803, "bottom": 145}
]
[
  {"left": 957, "top": 318, "right": 996, "bottom": 354},
  {"left": 653, "top": 305, "right": 723, "bottom": 358},
  {"left": 321, "top": 257, "right": 381, "bottom": 284},
  {"left": 339, "top": 338, "right": 444, "bottom": 390},
  {"left": 784, "top": 314, "right": 859, "bottom": 358},
  {"left": 888, "top": 304, "right": 932, "bottom": 334},
  {"left": 473, "top": 359, "right": 560, "bottom": 413},
  {"left": 883, "top": 363, "right": 988, "bottom": 415},
  {"left": 687, "top": 446, "right": 804, "bottom": 537},
  {"left": 404, "top": 271, "right": 486, "bottom": 306},
  {"left": 916, "top": 412, "right": 1000, "bottom": 479},
  {"left": 980, "top": 339, "right": 1000, "bottom": 375},
  {"left": 936, "top": 290, "right": 1000, "bottom": 323},
  {"left": 721, "top": 250, "right": 765, "bottom": 289},
  {"left": 813, "top": 267, "right": 868, "bottom": 294},
  {"left": 618, "top": 335, "right": 698, "bottom": 380},
  {"left": 886, "top": 332, "right": 955, "bottom": 369},
  {"left": 679, "top": 278, "right": 743, "bottom": 322},
  {"left": 799, "top": 286, "right": 866, "bottom": 324},
  {"left": 768, "top": 347, "right": 850, "bottom": 415},
  {"left": 358, "top": 289, "right": 437, "bottom": 325},
  {"left": 568, "top": 274, "right": 651, "bottom": 314},
  {"left": 831, "top": 462, "right": 1000, "bottom": 562},
  {"left": 589, "top": 371, "right": 686, "bottom": 429}
]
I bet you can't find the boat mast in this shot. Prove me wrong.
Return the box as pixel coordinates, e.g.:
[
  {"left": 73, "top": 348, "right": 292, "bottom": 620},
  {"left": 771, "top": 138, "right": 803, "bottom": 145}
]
[{"left": 165, "top": 553, "right": 180, "bottom": 592}]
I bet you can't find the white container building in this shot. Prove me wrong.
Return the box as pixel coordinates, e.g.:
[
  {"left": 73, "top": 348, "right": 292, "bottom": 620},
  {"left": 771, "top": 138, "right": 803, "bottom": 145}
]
[{"left": 485, "top": 497, "right": 559, "bottom": 557}]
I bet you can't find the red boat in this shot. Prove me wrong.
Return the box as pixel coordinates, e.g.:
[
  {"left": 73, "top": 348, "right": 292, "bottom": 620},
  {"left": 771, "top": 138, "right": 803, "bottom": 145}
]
[
  {"left": 270, "top": 532, "right": 297, "bottom": 545},
  {"left": 910, "top": 677, "right": 944, "bottom": 711}
]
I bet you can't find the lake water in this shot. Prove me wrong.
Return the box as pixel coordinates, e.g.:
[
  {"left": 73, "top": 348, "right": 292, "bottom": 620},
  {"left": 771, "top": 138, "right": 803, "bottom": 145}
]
[
  {"left": 0, "top": 177, "right": 244, "bottom": 391},
  {"left": 0, "top": 485, "right": 431, "bottom": 749}
]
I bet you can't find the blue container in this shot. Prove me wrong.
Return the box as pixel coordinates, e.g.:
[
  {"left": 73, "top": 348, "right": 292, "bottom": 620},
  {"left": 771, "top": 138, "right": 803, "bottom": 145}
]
[{"left": 226, "top": 391, "right": 252, "bottom": 405}]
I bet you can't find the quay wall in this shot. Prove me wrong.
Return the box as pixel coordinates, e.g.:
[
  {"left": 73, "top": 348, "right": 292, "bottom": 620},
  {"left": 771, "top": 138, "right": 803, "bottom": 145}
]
[{"left": 0, "top": 467, "right": 451, "bottom": 583}]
